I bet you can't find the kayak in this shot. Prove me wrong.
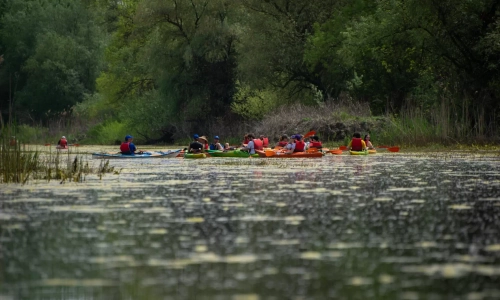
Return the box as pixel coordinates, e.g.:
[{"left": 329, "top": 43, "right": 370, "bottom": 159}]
[
  {"left": 207, "top": 150, "right": 259, "bottom": 158},
  {"left": 350, "top": 150, "right": 368, "bottom": 155},
  {"left": 257, "top": 150, "right": 323, "bottom": 158},
  {"left": 184, "top": 153, "right": 206, "bottom": 159},
  {"left": 368, "top": 149, "right": 377, "bottom": 154},
  {"left": 92, "top": 149, "right": 181, "bottom": 159}
]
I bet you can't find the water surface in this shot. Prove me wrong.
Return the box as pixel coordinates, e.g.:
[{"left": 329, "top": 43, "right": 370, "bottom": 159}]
[{"left": 1, "top": 148, "right": 500, "bottom": 299}]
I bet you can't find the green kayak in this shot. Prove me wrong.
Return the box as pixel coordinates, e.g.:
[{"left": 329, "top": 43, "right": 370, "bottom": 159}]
[
  {"left": 349, "top": 150, "right": 369, "bottom": 155},
  {"left": 207, "top": 149, "right": 259, "bottom": 158},
  {"left": 184, "top": 153, "right": 207, "bottom": 159}
]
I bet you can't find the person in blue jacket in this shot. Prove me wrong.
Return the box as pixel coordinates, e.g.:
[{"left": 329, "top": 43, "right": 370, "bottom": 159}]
[{"left": 120, "top": 135, "right": 138, "bottom": 155}]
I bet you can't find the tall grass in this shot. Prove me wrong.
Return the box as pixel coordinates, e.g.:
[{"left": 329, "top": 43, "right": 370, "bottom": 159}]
[
  {"left": 0, "top": 140, "right": 39, "bottom": 184},
  {"left": 0, "top": 139, "right": 115, "bottom": 184}
]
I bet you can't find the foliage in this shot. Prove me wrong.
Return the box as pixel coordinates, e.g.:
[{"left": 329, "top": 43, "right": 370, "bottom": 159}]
[
  {"left": 86, "top": 120, "right": 128, "bottom": 145},
  {"left": 0, "top": 0, "right": 104, "bottom": 120}
]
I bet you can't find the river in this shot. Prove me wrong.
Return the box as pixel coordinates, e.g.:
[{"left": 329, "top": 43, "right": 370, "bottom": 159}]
[{"left": 1, "top": 147, "right": 500, "bottom": 299}]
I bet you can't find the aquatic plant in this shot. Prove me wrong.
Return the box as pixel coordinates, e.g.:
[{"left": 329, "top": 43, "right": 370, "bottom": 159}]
[{"left": 0, "top": 139, "right": 40, "bottom": 184}]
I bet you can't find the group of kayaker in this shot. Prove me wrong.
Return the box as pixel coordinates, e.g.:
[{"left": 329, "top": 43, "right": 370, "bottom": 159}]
[{"left": 118, "top": 131, "right": 375, "bottom": 155}]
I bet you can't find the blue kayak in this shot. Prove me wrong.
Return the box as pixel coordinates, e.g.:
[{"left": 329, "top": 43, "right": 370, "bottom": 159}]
[{"left": 92, "top": 149, "right": 181, "bottom": 159}]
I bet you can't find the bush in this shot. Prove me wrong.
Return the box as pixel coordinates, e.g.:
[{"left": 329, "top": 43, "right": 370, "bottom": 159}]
[{"left": 86, "top": 121, "right": 128, "bottom": 145}]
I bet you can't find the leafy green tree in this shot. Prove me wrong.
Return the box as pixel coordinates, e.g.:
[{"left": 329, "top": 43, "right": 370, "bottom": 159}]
[{"left": 0, "top": 0, "right": 104, "bottom": 121}]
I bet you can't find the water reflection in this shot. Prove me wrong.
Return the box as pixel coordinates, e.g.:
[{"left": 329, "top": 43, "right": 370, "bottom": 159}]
[{"left": 1, "top": 151, "right": 500, "bottom": 299}]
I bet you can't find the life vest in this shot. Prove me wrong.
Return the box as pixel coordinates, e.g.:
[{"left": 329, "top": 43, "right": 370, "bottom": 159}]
[
  {"left": 253, "top": 138, "right": 263, "bottom": 150},
  {"left": 209, "top": 144, "right": 217, "bottom": 150},
  {"left": 310, "top": 141, "right": 322, "bottom": 148},
  {"left": 59, "top": 138, "right": 68, "bottom": 147},
  {"left": 278, "top": 141, "right": 288, "bottom": 147},
  {"left": 120, "top": 142, "right": 131, "bottom": 153},
  {"left": 351, "top": 138, "right": 363, "bottom": 151},
  {"left": 294, "top": 140, "right": 305, "bottom": 152},
  {"left": 204, "top": 143, "right": 209, "bottom": 150},
  {"left": 262, "top": 137, "right": 269, "bottom": 147},
  {"left": 243, "top": 137, "right": 250, "bottom": 145}
]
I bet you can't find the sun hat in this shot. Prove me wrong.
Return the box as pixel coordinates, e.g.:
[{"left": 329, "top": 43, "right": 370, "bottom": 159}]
[
  {"left": 125, "top": 135, "right": 133, "bottom": 140},
  {"left": 198, "top": 136, "right": 208, "bottom": 143},
  {"left": 62, "top": 136, "right": 66, "bottom": 139},
  {"left": 214, "top": 136, "right": 220, "bottom": 139}
]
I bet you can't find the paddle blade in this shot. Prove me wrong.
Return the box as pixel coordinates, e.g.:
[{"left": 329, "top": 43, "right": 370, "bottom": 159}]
[
  {"left": 387, "top": 147, "right": 400, "bottom": 152},
  {"left": 339, "top": 146, "right": 348, "bottom": 151},
  {"left": 330, "top": 149, "right": 343, "bottom": 155},
  {"left": 303, "top": 131, "right": 316, "bottom": 138}
]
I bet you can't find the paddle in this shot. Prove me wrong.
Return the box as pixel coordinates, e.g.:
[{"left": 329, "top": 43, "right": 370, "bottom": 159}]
[
  {"left": 387, "top": 146, "right": 400, "bottom": 152},
  {"left": 303, "top": 130, "right": 316, "bottom": 139}
]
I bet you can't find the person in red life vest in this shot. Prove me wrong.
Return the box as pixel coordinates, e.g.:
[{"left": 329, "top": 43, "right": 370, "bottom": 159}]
[
  {"left": 57, "top": 136, "right": 68, "bottom": 149},
  {"left": 198, "top": 136, "right": 209, "bottom": 150},
  {"left": 241, "top": 134, "right": 250, "bottom": 147},
  {"left": 120, "top": 135, "right": 138, "bottom": 155},
  {"left": 363, "top": 134, "right": 374, "bottom": 149},
  {"left": 293, "top": 134, "right": 305, "bottom": 152},
  {"left": 309, "top": 135, "right": 323, "bottom": 149},
  {"left": 276, "top": 134, "right": 289, "bottom": 148},
  {"left": 348, "top": 132, "right": 367, "bottom": 151},
  {"left": 241, "top": 133, "right": 263, "bottom": 154},
  {"left": 259, "top": 135, "right": 269, "bottom": 148}
]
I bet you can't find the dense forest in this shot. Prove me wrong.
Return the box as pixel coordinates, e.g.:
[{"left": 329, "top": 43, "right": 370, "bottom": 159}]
[{"left": 0, "top": 0, "right": 499, "bottom": 144}]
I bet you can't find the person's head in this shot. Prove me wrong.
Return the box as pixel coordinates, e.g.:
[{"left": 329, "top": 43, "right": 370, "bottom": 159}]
[
  {"left": 364, "top": 134, "right": 370, "bottom": 141},
  {"left": 353, "top": 132, "right": 361, "bottom": 138},
  {"left": 193, "top": 134, "right": 199, "bottom": 141},
  {"left": 294, "top": 134, "right": 302, "bottom": 141},
  {"left": 62, "top": 136, "right": 66, "bottom": 139},
  {"left": 125, "top": 135, "right": 133, "bottom": 142},
  {"left": 247, "top": 133, "right": 255, "bottom": 139},
  {"left": 280, "top": 134, "right": 288, "bottom": 141},
  {"left": 198, "top": 136, "right": 208, "bottom": 144},
  {"left": 214, "top": 135, "right": 220, "bottom": 142},
  {"left": 312, "top": 135, "right": 320, "bottom": 142},
  {"left": 260, "top": 135, "right": 265, "bottom": 140}
]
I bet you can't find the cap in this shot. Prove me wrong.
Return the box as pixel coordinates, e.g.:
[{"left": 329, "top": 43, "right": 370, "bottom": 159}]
[
  {"left": 125, "top": 135, "right": 133, "bottom": 140},
  {"left": 62, "top": 136, "right": 66, "bottom": 139},
  {"left": 214, "top": 136, "right": 219, "bottom": 139},
  {"left": 295, "top": 134, "right": 302, "bottom": 140},
  {"left": 290, "top": 134, "right": 297, "bottom": 139},
  {"left": 193, "top": 134, "right": 199, "bottom": 139}
]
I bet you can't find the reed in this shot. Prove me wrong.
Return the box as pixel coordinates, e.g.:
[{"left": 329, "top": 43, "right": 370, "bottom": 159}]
[{"left": 0, "top": 139, "right": 114, "bottom": 184}]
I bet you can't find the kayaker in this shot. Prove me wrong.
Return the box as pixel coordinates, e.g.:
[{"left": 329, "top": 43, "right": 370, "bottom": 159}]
[
  {"left": 57, "top": 136, "right": 68, "bottom": 149},
  {"left": 276, "top": 134, "right": 289, "bottom": 148},
  {"left": 188, "top": 134, "right": 204, "bottom": 153},
  {"left": 199, "top": 136, "right": 209, "bottom": 150},
  {"left": 241, "top": 133, "right": 263, "bottom": 154},
  {"left": 210, "top": 136, "right": 224, "bottom": 150},
  {"left": 283, "top": 134, "right": 297, "bottom": 154},
  {"left": 293, "top": 134, "right": 305, "bottom": 153},
  {"left": 364, "top": 134, "right": 374, "bottom": 149},
  {"left": 260, "top": 135, "right": 269, "bottom": 148},
  {"left": 242, "top": 134, "right": 250, "bottom": 147},
  {"left": 348, "top": 132, "right": 367, "bottom": 151},
  {"left": 309, "top": 135, "right": 323, "bottom": 149},
  {"left": 120, "top": 135, "right": 139, "bottom": 155}
]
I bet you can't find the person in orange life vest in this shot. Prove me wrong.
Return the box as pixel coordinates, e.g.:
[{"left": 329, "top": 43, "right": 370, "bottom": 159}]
[
  {"left": 120, "top": 135, "right": 138, "bottom": 155},
  {"left": 260, "top": 135, "right": 269, "bottom": 148},
  {"left": 210, "top": 136, "right": 224, "bottom": 150},
  {"left": 309, "top": 135, "right": 323, "bottom": 149},
  {"left": 348, "top": 132, "right": 367, "bottom": 151},
  {"left": 57, "top": 136, "right": 68, "bottom": 149},
  {"left": 276, "top": 134, "right": 289, "bottom": 148},
  {"left": 363, "top": 134, "right": 374, "bottom": 149},
  {"left": 241, "top": 133, "right": 263, "bottom": 154}
]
